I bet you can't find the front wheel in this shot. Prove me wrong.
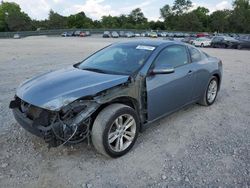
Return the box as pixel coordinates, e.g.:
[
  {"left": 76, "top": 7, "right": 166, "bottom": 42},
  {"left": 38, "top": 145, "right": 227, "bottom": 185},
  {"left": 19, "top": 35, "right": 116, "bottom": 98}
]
[
  {"left": 91, "top": 104, "right": 139, "bottom": 158},
  {"left": 199, "top": 76, "right": 219, "bottom": 106}
]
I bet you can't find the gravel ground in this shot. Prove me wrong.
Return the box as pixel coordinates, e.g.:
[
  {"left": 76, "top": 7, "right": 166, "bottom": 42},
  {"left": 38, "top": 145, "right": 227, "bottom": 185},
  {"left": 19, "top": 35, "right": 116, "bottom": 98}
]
[{"left": 0, "top": 36, "right": 249, "bottom": 188}]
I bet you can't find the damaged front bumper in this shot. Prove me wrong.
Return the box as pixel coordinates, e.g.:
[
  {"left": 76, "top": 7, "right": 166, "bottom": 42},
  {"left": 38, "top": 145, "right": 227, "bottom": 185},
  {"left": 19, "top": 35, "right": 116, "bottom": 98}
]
[
  {"left": 13, "top": 107, "right": 44, "bottom": 137},
  {"left": 10, "top": 96, "right": 100, "bottom": 147}
]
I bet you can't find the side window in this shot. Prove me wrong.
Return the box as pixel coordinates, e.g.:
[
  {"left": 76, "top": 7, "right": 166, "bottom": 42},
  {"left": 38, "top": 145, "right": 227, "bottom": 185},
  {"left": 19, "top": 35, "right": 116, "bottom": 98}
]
[
  {"left": 154, "top": 45, "right": 188, "bottom": 68},
  {"left": 219, "top": 37, "right": 224, "bottom": 41},
  {"left": 212, "top": 37, "right": 218, "bottom": 42},
  {"left": 189, "top": 47, "right": 202, "bottom": 62}
]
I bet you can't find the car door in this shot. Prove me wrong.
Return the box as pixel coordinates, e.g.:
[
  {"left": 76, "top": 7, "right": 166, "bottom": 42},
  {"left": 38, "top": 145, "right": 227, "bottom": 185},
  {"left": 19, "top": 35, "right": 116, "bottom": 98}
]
[
  {"left": 188, "top": 46, "right": 210, "bottom": 99},
  {"left": 146, "top": 45, "right": 196, "bottom": 121}
]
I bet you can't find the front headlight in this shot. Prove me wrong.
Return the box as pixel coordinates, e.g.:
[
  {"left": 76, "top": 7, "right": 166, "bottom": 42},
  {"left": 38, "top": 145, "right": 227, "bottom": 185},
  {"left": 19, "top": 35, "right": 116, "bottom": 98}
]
[{"left": 43, "top": 96, "right": 77, "bottom": 111}]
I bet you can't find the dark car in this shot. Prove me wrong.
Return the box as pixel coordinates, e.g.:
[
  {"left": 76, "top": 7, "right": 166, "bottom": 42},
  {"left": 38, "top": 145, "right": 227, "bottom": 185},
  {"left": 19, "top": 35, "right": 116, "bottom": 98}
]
[
  {"left": 211, "top": 36, "right": 241, "bottom": 49},
  {"left": 103, "top": 31, "right": 111, "bottom": 38},
  {"left": 181, "top": 37, "right": 196, "bottom": 44},
  {"left": 61, "top": 32, "right": 73, "bottom": 37},
  {"left": 10, "top": 40, "right": 222, "bottom": 158},
  {"left": 237, "top": 35, "right": 250, "bottom": 49}
]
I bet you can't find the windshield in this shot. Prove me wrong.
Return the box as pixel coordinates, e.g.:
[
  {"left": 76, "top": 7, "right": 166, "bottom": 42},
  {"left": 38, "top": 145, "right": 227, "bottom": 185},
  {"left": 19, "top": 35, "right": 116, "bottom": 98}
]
[
  {"left": 224, "top": 36, "right": 237, "bottom": 41},
  {"left": 77, "top": 43, "right": 155, "bottom": 75}
]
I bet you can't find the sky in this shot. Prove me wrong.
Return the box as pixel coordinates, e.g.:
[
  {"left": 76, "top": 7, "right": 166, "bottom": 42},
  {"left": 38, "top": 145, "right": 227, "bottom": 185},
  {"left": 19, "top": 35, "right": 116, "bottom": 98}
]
[{"left": 5, "top": 0, "right": 234, "bottom": 21}]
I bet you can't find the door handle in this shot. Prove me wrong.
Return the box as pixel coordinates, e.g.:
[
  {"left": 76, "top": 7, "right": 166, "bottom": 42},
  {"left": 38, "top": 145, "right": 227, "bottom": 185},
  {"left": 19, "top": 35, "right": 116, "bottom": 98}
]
[{"left": 188, "top": 70, "right": 193, "bottom": 74}]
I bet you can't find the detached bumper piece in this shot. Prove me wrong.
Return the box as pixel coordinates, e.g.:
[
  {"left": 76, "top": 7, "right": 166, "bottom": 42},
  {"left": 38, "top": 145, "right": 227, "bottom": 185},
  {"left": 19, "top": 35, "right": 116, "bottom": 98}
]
[{"left": 9, "top": 97, "right": 93, "bottom": 147}]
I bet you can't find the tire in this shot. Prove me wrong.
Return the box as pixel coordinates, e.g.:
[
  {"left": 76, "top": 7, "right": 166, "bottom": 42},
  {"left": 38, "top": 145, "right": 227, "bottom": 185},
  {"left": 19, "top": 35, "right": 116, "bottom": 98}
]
[
  {"left": 91, "top": 103, "right": 139, "bottom": 158},
  {"left": 237, "top": 44, "right": 242, "bottom": 50},
  {"left": 222, "top": 44, "right": 227, "bottom": 48},
  {"left": 199, "top": 76, "right": 219, "bottom": 106}
]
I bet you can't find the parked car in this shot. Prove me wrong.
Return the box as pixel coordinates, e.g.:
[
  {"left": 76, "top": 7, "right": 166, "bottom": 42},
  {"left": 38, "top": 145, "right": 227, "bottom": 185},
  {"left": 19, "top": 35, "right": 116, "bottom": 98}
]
[
  {"left": 237, "top": 35, "right": 250, "bottom": 49},
  {"left": 211, "top": 36, "right": 241, "bottom": 48},
  {"left": 157, "top": 32, "right": 166, "bottom": 37},
  {"left": 148, "top": 32, "right": 158, "bottom": 38},
  {"left": 61, "top": 32, "right": 73, "bottom": 37},
  {"left": 73, "top": 30, "right": 81, "bottom": 36},
  {"left": 196, "top": 33, "right": 210, "bottom": 38},
  {"left": 182, "top": 37, "right": 196, "bottom": 44},
  {"left": 79, "top": 32, "right": 86, "bottom": 37},
  {"left": 111, "top": 31, "right": 119, "bottom": 38},
  {"left": 119, "top": 31, "right": 126, "bottom": 37},
  {"left": 161, "top": 32, "right": 167, "bottom": 37},
  {"left": 103, "top": 31, "right": 111, "bottom": 38},
  {"left": 13, "top": 34, "right": 21, "bottom": 39},
  {"left": 168, "top": 33, "right": 175, "bottom": 37},
  {"left": 140, "top": 32, "right": 147, "bottom": 37},
  {"left": 193, "top": 37, "right": 211, "bottom": 47},
  {"left": 85, "top": 31, "right": 91, "bottom": 36},
  {"left": 135, "top": 33, "right": 141, "bottom": 37},
  {"left": 164, "top": 37, "right": 175, "bottom": 41},
  {"left": 125, "top": 32, "right": 134, "bottom": 38},
  {"left": 175, "top": 32, "right": 185, "bottom": 38},
  {"left": 10, "top": 40, "right": 222, "bottom": 158}
]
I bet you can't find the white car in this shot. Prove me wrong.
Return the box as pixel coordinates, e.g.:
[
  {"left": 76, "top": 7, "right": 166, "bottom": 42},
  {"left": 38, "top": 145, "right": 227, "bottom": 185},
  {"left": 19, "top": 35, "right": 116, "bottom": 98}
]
[
  {"left": 193, "top": 37, "right": 211, "bottom": 47},
  {"left": 13, "top": 34, "right": 21, "bottom": 39},
  {"left": 135, "top": 33, "right": 141, "bottom": 37}
]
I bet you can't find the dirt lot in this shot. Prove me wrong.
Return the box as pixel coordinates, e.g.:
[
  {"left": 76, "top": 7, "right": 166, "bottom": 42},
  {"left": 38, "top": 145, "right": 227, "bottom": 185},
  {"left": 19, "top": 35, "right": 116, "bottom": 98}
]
[{"left": 0, "top": 36, "right": 249, "bottom": 188}]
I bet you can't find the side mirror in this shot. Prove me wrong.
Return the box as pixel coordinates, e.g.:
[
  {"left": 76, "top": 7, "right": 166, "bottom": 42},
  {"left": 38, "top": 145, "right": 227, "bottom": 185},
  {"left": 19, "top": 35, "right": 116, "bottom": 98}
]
[{"left": 151, "top": 64, "right": 175, "bottom": 74}]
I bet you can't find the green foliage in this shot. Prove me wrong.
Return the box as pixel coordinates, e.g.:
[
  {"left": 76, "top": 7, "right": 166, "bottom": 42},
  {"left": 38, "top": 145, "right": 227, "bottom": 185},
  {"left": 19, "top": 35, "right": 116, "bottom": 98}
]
[
  {"left": 48, "top": 10, "right": 67, "bottom": 29},
  {"left": 101, "top": 15, "right": 119, "bottom": 28},
  {"left": 128, "top": 8, "right": 147, "bottom": 25},
  {"left": 229, "top": 0, "right": 250, "bottom": 33},
  {"left": 172, "top": 0, "right": 193, "bottom": 15},
  {"left": 192, "top": 7, "right": 209, "bottom": 30},
  {"left": 209, "top": 10, "right": 231, "bottom": 33},
  {"left": 0, "top": 2, "right": 31, "bottom": 31},
  {"left": 176, "top": 12, "right": 203, "bottom": 31},
  {"left": 67, "top": 12, "right": 93, "bottom": 29},
  {"left": 0, "top": 0, "right": 249, "bottom": 33}
]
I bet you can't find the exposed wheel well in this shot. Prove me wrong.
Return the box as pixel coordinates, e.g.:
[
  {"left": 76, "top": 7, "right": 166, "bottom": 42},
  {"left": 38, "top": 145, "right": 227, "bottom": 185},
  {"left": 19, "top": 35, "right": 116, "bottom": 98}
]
[
  {"left": 213, "top": 73, "right": 221, "bottom": 90},
  {"left": 90, "top": 97, "right": 139, "bottom": 129}
]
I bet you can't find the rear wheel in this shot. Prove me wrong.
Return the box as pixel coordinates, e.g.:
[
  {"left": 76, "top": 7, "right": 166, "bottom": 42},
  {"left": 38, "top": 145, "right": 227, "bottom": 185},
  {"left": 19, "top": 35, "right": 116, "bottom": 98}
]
[
  {"left": 199, "top": 76, "right": 219, "bottom": 106},
  {"left": 221, "top": 44, "right": 227, "bottom": 48},
  {"left": 91, "top": 104, "right": 139, "bottom": 158}
]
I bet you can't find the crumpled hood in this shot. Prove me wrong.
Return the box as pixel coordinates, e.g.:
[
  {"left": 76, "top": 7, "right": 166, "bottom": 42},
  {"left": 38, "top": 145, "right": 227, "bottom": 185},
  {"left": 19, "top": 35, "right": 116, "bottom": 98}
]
[{"left": 16, "top": 66, "right": 129, "bottom": 111}]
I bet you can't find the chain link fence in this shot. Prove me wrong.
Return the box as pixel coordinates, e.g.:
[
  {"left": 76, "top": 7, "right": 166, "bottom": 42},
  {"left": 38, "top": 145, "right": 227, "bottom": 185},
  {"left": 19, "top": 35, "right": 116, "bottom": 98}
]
[
  {"left": 0, "top": 29, "right": 151, "bottom": 38},
  {"left": 0, "top": 29, "right": 199, "bottom": 38}
]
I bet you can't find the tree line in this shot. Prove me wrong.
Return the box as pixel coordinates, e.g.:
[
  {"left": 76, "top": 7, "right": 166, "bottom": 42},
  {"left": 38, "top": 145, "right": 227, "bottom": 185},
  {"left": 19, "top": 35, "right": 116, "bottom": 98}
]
[{"left": 0, "top": 0, "right": 249, "bottom": 33}]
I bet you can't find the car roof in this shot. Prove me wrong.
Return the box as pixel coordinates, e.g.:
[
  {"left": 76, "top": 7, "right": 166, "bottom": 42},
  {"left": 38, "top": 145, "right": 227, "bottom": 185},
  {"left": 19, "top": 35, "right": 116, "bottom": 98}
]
[{"left": 115, "top": 39, "right": 182, "bottom": 47}]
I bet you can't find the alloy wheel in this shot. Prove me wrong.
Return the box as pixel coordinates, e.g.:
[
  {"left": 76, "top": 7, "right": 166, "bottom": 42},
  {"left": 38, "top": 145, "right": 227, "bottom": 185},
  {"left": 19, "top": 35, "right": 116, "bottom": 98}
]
[
  {"left": 207, "top": 79, "right": 218, "bottom": 103},
  {"left": 108, "top": 114, "right": 136, "bottom": 152}
]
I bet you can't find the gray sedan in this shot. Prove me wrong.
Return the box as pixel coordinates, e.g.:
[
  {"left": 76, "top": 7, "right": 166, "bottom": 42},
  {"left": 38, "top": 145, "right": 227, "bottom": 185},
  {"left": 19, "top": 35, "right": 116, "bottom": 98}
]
[{"left": 10, "top": 40, "right": 222, "bottom": 158}]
